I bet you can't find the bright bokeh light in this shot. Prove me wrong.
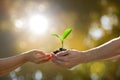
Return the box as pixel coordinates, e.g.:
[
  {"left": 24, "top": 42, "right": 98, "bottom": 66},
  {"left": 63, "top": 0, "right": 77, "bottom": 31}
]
[
  {"left": 15, "top": 20, "right": 24, "bottom": 28},
  {"left": 35, "top": 70, "right": 42, "bottom": 80},
  {"left": 89, "top": 26, "right": 104, "bottom": 40},
  {"left": 28, "top": 14, "right": 49, "bottom": 35},
  {"left": 91, "top": 74, "right": 99, "bottom": 80},
  {"left": 101, "top": 15, "right": 112, "bottom": 30}
]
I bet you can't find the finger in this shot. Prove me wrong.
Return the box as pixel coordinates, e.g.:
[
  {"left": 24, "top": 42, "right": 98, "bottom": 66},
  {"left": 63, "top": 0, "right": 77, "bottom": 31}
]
[
  {"left": 46, "top": 54, "right": 52, "bottom": 58},
  {"left": 37, "top": 56, "right": 51, "bottom": 63},
  {"left": 52, "top": 55, "right": 69, "bottom": 65},
  {"left": 52, "top": 54, "right": 65, "bottom": 61},
  {"left": 50, "top": 53, "right": 56, "bottom": 61},
  {"left": 52, "top": 58, "right": 64, "bottom": 65},
  {"left": 48, "top": 54, "right": 52, "bottom": 60},
  {"left": 46, "top": 54, "right": 52, "bottom": 60},
  {"left": 52, "top": 59, "right": 69, "bottom": 68},
  {"left": 35, "top": 53, "right": 50, "bottom": 59},
  {"left": 50, "top": 53, "right": 54, "bottom": 56},
  {"left": 41, "top": 56, "right": 51, "bottom": 61},
  {"left": 57, "top": 51, "right": 69, "bottom": 57},
  {"left": 51, "top": 54, "right": 57, "bottom": 61},
  {"left": 39, "top": 54, "right": 51, "bottom": 59},
  {"left": 34, "top": 51, "right": 45, "bottom": 56}
]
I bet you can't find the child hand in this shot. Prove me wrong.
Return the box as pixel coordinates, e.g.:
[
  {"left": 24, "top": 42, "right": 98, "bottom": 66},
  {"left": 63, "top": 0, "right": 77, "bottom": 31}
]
[{"left": 24, "top": 50, "right": 51, "bottom": 64}]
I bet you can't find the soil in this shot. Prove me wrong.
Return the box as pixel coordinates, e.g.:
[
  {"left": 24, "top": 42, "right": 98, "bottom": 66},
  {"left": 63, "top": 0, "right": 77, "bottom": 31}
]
[{"left": 53, "top": 48, "right": 66, "bottom": 54}]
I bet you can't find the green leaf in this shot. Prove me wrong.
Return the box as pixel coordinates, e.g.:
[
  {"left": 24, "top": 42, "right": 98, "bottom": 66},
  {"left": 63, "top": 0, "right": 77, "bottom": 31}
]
[
  {"left": 61, "top": 28, "right": 72, "bottom": 41},
  {"left": 52, "top": 34, "right": 60, "bottom": 39}
]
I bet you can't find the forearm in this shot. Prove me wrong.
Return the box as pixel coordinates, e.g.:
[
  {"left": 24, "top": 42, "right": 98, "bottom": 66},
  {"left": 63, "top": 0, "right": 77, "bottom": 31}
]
[
  {"left": 0, "top": 53, "right": 28, "bottom": 76},
  {"left": 0, "top": 62, "right": 24, "bottom": 76},
  {"left": 81, "top": 37, "right": 120, "bottom": 63}
]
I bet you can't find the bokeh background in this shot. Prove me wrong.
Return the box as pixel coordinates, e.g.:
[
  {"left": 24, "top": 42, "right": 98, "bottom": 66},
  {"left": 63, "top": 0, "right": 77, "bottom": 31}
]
[{"left": 0, "top": 0, "right": 120, "bottom": 80}]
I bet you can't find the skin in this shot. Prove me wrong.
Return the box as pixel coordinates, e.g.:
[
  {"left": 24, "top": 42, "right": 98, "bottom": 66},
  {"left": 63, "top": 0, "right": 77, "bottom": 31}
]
[
  {"left": 0, "top": 50, "right": 51, "bottom": 76},
  {"left": 52, "top": 37, "right": 120, "bottom": 68}
]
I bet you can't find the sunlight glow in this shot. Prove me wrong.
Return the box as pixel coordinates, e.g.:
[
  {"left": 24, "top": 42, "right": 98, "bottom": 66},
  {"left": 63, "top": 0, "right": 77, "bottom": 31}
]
[{"left": 28, "top": 14, "right": 49, "bottom": 35}]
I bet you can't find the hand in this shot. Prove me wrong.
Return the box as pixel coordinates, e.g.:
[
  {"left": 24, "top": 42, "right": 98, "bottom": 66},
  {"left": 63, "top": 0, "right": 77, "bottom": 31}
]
[
  {"left": 24, "top": 50, "right": 52, "bottom": 64},
  {"left": 52, "top": 49, "right": 84, "bottom": 68}
]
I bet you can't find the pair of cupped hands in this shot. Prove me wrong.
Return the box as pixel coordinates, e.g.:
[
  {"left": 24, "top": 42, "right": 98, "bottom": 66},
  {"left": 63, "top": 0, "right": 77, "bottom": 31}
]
[{"left": 24, "top": 49, "right": 82, "bottom": 68}]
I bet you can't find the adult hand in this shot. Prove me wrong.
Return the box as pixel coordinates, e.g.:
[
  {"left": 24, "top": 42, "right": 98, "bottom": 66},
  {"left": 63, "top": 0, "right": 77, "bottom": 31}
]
[
  {"left": 52, "top": 49, "right": 84, "bottom": 68},
  {"left": 24, "top": 50, "right": 52, "bottom": 64}
]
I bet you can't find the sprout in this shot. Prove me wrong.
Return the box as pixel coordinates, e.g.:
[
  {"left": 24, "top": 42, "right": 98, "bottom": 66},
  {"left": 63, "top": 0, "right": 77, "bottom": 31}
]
[{"left": 52, "top": 28, "right": 72, "bottom": 54}]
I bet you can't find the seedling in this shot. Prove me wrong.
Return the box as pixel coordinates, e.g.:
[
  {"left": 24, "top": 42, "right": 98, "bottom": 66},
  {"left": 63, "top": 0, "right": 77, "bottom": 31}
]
[{"left": 52, "top": 28, "right": 72, "bottom": 54}]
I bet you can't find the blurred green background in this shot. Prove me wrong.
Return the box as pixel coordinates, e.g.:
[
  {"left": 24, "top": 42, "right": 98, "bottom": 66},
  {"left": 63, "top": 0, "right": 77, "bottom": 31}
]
[{"left": 0, "top": 0, "right": 120, "bottom": 80}]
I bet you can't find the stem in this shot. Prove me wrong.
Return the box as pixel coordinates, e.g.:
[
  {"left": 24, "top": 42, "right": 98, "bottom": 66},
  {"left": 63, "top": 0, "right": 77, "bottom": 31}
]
[{"left": 62, "top": 41, "right": 64, "bottom": 48}]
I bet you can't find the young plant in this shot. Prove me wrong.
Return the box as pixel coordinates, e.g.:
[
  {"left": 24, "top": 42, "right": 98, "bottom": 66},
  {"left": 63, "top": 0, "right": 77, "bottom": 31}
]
[{"left": 52, "top": 28, "right": 72, "bottom": 54}]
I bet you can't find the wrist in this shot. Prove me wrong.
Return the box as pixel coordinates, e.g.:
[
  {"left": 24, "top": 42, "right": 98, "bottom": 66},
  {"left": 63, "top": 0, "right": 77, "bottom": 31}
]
[
  {"left": 82, "top": 48, "right": 100, "bottom": 63},
  {"left": 21, "top": 52, "right": 30, "bottom": 63},
  {"left": 78, "top": 51, "right": 91, "bottom": 63}
]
